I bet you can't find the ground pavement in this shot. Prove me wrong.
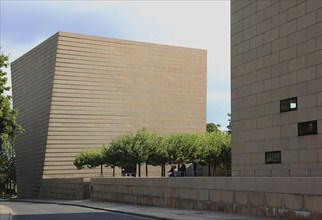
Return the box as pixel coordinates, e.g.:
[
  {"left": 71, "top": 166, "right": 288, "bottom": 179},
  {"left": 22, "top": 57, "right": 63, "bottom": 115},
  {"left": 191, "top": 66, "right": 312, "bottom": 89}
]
[
  {"left": 0, "top": 204, "right": 12, "bottom": 220},
  {"left": 1, "top": 199, "right": 284, "bottom": 220}
]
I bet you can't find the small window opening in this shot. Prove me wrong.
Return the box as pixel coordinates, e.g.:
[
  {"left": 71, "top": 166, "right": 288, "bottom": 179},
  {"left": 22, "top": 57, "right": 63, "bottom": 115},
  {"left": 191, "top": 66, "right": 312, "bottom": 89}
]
[
  {"left": 265, "top": 151, "right": 281, "bottom": 164},
  {"left": 280, "top": 97, "right": 297, "bottom": 112},
  {"left": 298, "top": 121, "right": 317, "bottom": 136}
]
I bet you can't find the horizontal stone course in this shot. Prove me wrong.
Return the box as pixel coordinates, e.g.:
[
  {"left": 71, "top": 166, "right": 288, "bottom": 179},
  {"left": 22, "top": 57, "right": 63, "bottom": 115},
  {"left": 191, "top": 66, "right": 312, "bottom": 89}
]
[
  {"left": 39, "top": 178, "right": 90, "bottom": 200},
  {"left": 231, "top": 0, "right": 322, "bottom": 179},
  {"left": 91, "top": 177, "right": 322, "bottom": 219}
]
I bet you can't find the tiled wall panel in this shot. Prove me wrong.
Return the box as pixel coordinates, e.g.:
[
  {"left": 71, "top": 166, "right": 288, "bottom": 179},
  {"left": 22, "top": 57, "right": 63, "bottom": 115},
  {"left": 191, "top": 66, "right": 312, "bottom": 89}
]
[{"left": 231, "top": 0, "right": 322, "bottom": 176}]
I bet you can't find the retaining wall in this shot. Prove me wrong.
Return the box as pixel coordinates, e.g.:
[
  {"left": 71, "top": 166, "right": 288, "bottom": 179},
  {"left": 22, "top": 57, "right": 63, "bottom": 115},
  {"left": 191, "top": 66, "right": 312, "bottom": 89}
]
[
  {"left": 90, "top": 177, "right": 322, "bottom": 220},
  {"left": 39, "top": 178, "right": 90, "bottom": 199}
]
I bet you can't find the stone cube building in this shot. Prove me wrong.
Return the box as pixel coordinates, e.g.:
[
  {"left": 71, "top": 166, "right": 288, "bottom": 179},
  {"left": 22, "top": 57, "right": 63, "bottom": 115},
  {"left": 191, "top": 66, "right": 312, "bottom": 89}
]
[
  {"left": 11, "top": 32, "right": 207, "bottom": 198},
  {"left": 231, "top": 0, "right": 321, "bottom": 176}
]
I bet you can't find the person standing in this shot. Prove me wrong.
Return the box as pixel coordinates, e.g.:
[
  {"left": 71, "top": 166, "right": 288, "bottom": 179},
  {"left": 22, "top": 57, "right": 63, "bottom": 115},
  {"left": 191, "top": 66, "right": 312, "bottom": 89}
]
[{"left": 179, "top": 162, "right": 186, "bottom": 177}]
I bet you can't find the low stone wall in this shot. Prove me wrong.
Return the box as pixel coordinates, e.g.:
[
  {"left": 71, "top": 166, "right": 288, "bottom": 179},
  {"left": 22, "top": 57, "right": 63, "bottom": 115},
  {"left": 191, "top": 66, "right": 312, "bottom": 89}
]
[
  {"left": 90, "top": 177, "right": 322, "bottom": 220},
  {"left": 39, "top": 178, "right": 90, "bottom": 199}
]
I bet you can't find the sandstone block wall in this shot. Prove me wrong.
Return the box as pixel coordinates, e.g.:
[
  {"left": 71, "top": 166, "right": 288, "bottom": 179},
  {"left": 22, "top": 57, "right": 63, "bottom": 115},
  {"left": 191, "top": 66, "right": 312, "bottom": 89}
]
[
  {"left": 90, "top": 177, "right": 322, "bottom": 219},
  {"left": 231, "top": 0, "right": 322, "bottom": 175},
  {"left": 39, "top": 178, "right": 89, "bottom": 200}
]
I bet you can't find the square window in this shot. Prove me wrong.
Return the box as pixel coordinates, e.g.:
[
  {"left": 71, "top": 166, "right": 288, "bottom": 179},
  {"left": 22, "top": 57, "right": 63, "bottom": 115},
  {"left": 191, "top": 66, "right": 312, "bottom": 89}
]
[
  {"left": 265, "top": 151, "right": 281, "bottom": 164},
  {"left": 298, "top": 121, "right": 318, "bottom": 136},
  {"left": 280, "top": 97, "right": 297, "bottom": 112}
]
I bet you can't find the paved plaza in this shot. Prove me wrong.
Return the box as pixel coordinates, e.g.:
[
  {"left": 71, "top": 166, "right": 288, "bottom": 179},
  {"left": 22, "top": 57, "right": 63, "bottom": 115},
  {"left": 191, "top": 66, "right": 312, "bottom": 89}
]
[{"left": 1, "top": 199, "right": 283, "bottom": 220}]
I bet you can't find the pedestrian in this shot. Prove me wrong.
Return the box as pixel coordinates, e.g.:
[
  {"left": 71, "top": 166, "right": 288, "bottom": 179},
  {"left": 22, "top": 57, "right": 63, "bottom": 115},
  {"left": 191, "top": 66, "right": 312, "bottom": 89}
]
[
  {"left": 179, "top": 162, "right": 186, "bottom": 176},
  {"left": 168, "top": 164, "right": 177, "bottom": 177}
]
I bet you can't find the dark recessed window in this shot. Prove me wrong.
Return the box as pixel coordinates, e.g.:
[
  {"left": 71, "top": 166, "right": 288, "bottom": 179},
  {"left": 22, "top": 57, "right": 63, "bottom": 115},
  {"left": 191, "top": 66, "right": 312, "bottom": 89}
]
[
  {"left": 298, "top": 121, "right": 317, "bottom": 136},
  {"left": 280, "top": 97, "right": 297, "bottom": 112},
  {"left": 265, "top": 151, "right": 281, "bottom": 164}
]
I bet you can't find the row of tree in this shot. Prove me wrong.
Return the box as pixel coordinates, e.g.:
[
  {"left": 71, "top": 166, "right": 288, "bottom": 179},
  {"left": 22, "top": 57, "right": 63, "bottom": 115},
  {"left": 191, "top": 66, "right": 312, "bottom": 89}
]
[
  {"left": 73, "top": 128, "right": 231, "bottom": 177},
  {"left": 0, "top": 53, "right": 23, "bottom": 195}
]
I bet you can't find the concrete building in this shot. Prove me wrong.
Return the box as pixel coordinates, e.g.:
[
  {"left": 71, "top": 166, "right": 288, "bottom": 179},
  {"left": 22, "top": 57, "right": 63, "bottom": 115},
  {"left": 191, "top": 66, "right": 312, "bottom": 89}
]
[
  {"left": 11, "top": 32, "right": 207, "bottom": 198},
  {"left": 231, "top": 0, "right": 321, "bottom": 176}
]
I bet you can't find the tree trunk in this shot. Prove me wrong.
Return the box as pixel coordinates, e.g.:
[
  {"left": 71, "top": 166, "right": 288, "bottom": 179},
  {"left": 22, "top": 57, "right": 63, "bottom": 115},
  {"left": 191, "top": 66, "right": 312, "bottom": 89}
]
[
  {"left": 193, "top": 162, "right": 197, "bottom": 177},
  {"left": 146, "top": 164, "right": 148, "bottom": 177},
  {"left": 112, "top": 166, "right": 115, "bottom": 177},
  {"left": 161, "top": 164, "right": 164, "bottom": 177},
  {"left": 208, "top": 163, "right": 211, "bottom": 176},
  {"left": 9, "top": 180, "right": 12, "bottom": 195},
  {"left": 13, "top": 183, "right": 16, "bottom": 194},
  {"left": 138, "top": 164, "right": 141, "bottom": 177},
  {"left": 100, "top": 164, "right": 103, "bottom": 176},
  {"left": 161, "top": 163, "right": 165, "bottom": 177}
]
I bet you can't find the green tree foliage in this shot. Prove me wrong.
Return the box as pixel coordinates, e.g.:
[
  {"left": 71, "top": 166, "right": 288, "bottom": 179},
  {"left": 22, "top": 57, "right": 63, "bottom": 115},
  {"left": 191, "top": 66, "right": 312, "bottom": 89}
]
[
  {"left": 0, "top": 143, "right": 16, "bottom": 195},
  {"left": 73, "top": 147, "right": 106, "bottom": 176},
  {"left": 104, "top": 128, "right": 151, "bottom": 177},
  {"left": 133, "top": 128, "right": 150, "bottom": 177},
  {"left": 166, "top": 133, "right": 184, "bottom": 164},
  {"left": 108, "top": 133, "right": 136, "bottom": 168},
  {"left": 145, "top": 133, "right": 168, "bottom": 166},
  {"left": 206, "top": 123, "right": 221, "bottom": 133},
  {"left": 0, "top": 52, "right": 23, "bottom": 195},
  {"left": 227, "top": 113, "right": 231, "bottom": 134},
  {"left": 219, "top": 132, "right": 231, "bottom": 170},
  {"left": 0, "top": 53, "right": 23, "bottom": 145},
  {"left": 205, "top": 131, "right": 231, "bottom": 169},
  {"left": 146, "top": 133, "right": 168, "bottom": 176},
  {"left": 74, "top": 127, "right": 232, "bottom": 177}
]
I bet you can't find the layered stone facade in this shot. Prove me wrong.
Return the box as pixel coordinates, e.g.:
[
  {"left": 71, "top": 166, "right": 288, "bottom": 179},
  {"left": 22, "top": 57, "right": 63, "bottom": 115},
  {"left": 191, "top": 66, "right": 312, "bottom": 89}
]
[
  {"left": 231, "top": 0, "right": 321, "bottom": 176},
  {"left": 91, "top": 177, "right": 322, "bottom": 219},
  {"left": 11, "top": 32, "right": 207, "bottom": 198}
]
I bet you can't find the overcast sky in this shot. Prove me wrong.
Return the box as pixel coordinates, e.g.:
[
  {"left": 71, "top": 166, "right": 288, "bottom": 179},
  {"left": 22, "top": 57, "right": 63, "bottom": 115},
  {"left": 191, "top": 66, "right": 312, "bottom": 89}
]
[{"left": 0, "top": 0, "right": 231, "bottom": 129}]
